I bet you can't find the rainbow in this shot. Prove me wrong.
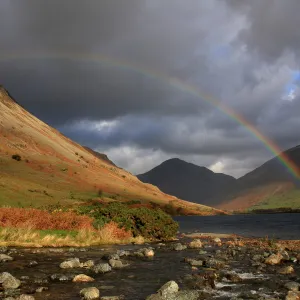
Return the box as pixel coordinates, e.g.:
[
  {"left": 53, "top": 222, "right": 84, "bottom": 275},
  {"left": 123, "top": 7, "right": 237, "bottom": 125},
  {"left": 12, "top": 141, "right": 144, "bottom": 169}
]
[{"left": 1, "top": 51, "right": 299, "bottom": 179}]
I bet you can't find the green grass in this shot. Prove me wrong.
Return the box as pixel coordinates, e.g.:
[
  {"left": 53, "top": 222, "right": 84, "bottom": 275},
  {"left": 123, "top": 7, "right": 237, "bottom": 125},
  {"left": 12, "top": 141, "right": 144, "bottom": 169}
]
[{"left": 249, "top": 188, "right": 300, "bottom": 210}]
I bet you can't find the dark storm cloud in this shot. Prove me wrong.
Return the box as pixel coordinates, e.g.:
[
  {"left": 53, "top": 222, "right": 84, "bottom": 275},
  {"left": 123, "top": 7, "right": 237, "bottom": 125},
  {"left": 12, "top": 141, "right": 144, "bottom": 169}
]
[
  {"left": 233, "top": 1, "right": 300, "bottom": 61},
  {"left": 0, "top": 0, "right": 300, "bottom": 176}
]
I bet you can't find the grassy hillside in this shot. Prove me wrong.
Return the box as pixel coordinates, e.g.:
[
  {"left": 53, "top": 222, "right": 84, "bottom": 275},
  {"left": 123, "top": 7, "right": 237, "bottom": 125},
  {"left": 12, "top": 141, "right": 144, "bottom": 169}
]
[
  {"left": 217, "top": 145, "right": 300, "bottom": 212},
  {"left": 248, "top": 187, "right": 300, "bottom": 211},
  {"left": 0, "top": 86, "right": 223, "bottom": 215},
  {"left": 218, "top": 182, "right": 300, "bottom": 212}
]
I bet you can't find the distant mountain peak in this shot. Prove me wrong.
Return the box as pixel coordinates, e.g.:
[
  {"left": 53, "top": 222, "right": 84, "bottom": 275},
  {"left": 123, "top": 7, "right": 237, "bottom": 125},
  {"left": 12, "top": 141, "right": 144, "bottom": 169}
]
[{"left": 138, "top": 158, "right": 237, "bottom": 206}]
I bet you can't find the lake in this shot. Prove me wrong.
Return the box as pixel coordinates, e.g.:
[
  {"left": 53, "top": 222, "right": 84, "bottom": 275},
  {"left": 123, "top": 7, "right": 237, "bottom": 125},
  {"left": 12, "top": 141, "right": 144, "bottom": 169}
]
[{"left": 175, "top": 213, "right": 300, "bottom": 240}]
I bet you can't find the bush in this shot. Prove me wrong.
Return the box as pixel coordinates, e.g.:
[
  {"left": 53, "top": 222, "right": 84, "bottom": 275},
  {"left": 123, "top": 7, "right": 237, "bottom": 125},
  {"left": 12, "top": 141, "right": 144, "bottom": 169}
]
[
  {"left": 77, "top": 202, "right": 178, "bottom": 240},
  {"left": 126, "top": 200, "right": 142, "bottom": 205},
  {"left": 12, "top": 154, "right": 21, "bottom": 161},
  {"left": 0, "top": 208, "right": 94, "bottom": 230}
]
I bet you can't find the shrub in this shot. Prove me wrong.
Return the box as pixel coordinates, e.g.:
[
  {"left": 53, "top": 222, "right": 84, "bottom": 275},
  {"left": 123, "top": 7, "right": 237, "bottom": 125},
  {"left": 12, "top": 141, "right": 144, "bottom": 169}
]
[
  {"left": 77, "top": 202, "right": 178, "bottom": 240},
  {"left": 126, "top": 200, "right": 142, "bottom": 205},
  {"left": 12, "top": 154, "right": 21, "bottom": 161},
  {"left": 0, "top": 208, "right": 93, "bottom": 231}
]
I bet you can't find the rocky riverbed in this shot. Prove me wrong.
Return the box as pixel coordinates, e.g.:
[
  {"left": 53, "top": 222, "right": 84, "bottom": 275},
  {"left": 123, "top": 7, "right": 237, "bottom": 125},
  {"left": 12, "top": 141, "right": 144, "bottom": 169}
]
[{"left": 0, "top": 235, "right": 299, "bottom": 300}]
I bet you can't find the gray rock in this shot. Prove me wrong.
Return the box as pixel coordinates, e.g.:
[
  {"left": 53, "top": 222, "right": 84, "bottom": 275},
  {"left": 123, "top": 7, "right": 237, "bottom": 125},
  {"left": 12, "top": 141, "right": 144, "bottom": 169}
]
[
  {"left": 116, "top": 250, "right": 130, "bottom": 257},
  {"left": 0, "top": 272, "right": 21, "bottom": 289},
  {"left": 223, "top": 271, "right": 242, "bottom": 283},
  {"left": 108, "top": 254, "right": 120, "bottom": 260},
  {"left": 133, "top": 248, "right": 155, "bottom": 258},
  {"left": 285, "top": 282, "right": 300, "bottom": 292},
  {"left": 80, "top": 287, "right": 100, "bottom": 299},
  {"left": 109, "top": 259, "right": 126, "bottom": 269},
  {"left": 205, "top": 258, "right": 226, "bottom": 269},
  {"left": 0, "top": 254, "right": 13, "bottom": 262},
  {"left": 188, "top": 259, "right": 203, "bottom": 267},
  {"left": 172, "top": 243, "right": 187, "bottom": 251},
  {"left": 0, "top": 247, "right": 8, "bottom": 253},
  {"left": 92, "top": 263, "right": 112, "bottom": 274},
  {"left": 147, "top": 281, "right": 179, "bottom": 299},
  {"left": 158, "top": 281, "right": 179, "bottom": 296},
  {"left": 147, "top": 289, "right": 201, "bottom": 300},
  {"left": 60, "top": 258, "right": 81, "bottom": 269},
  {"left": 252, "top": 254, "right": 264, "bottom": 262},
  {"left": 82, "top": 260, "right": 95, "bottom": 269}
]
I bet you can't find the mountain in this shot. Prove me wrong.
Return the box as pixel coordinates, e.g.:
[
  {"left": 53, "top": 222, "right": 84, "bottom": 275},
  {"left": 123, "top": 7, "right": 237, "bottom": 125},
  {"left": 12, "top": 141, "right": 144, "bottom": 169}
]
[
  {"left": 217, "top": 146, "right": 300, "bottom": 211},
  {"left": 137, "top": 158, "right": 238, "bottom": 206},
  {"left": 83, "top": 146, "right": 117, "bottom": 167},
  {"left": 0, "top": 85, "right": 223, "bottom": 215}
]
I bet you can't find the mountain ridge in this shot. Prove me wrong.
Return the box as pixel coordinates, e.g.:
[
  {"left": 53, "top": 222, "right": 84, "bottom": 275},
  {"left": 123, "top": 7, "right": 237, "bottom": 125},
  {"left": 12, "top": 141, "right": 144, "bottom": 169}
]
[
  {"left": 0, "top": 85, "right": 223, "bottom": 215},
  {"left": 138, "top": 157, "right": 238, "bottom": 206},
  {"left": 138, "top": 147, "right": 300, "bottom": 211}
]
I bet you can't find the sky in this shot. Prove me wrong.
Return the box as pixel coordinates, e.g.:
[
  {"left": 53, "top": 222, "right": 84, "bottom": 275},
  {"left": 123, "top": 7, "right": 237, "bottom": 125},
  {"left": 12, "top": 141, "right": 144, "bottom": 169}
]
[{"left": 0, "top": 0, "right": 300, "bottom": 177}]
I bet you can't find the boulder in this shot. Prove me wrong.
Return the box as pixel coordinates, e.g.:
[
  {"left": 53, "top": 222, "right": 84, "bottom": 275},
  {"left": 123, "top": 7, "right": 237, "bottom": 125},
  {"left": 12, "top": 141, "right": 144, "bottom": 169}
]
[
  {"left": 278, "top": 266, "right": 294, "bottom": 275},
  {"left": 147, "top": 281, "right": 179, "bottom": 299},
  {"left": 0, "top": 272, "right": 21, "bottom": 289},
  {"left": 60, "top": 258, "right": 81, "bottom": 269},
  {"left": 0, "top": 254, "right": 13, "bottom": 262},
  {"left": 204, "top": 258, "right": 226, "bottom": 269},
  {"left": 80, "top": 287, "right": 100, "bottom": 300},
  {"left": 109, "top": 259, "right": 126, "bottom": 269},
  {"left": 188, "top": 259, "right": 203, "bottom": 267},
  {"left": 286, "top": 291, "right": 300, "bottom": 300},
  {"left": 92, "top": 263, "right": 112, "bottom": 274},
  {"left": 73, "top": 274, "right": 95, "bottom": 282},
  {"left": 82, "top": 260, "right": 95, "bottom": 269},
  {"left": 172, "top": 243, "right": 187, "bottom": 251},
  {"left": 265, "top": 253, "right": 283, "bottom": 265},
  {"left": 285, "top": 282, "right": 300, "bottom": 292},
  {"left": 116, "top": 250, "right": 130, "bottom": 257},
  {"left": 188, "top": 239, "right": 202, "bottom": 249},
  {"left": 223, "top": 272, "right": 242, "bottom": 283}
]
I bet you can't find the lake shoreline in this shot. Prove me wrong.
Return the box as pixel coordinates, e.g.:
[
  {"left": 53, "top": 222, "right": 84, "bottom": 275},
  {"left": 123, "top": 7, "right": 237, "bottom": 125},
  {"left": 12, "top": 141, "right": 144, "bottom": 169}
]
[{"left": 1, "top": 233, "right": 299, "bottom": 299}]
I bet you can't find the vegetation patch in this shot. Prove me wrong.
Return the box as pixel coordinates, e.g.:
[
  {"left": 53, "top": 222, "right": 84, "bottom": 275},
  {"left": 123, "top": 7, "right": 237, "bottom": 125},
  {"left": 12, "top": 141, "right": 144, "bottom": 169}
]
[
  {"left": 77, "top": 202, "right": 179, "bottom": 240},
  {"left": 11, "top": 154, "right": 21, "bottom": 161},
  {"left": 0, "top": 207, "right": 93, "bottom": 230}
]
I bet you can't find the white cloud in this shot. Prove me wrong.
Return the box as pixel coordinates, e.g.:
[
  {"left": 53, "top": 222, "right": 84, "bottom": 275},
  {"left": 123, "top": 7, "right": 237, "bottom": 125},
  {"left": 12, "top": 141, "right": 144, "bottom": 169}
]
[{"left": 209, "top": 161, "right": 225, "bottom": 173}]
